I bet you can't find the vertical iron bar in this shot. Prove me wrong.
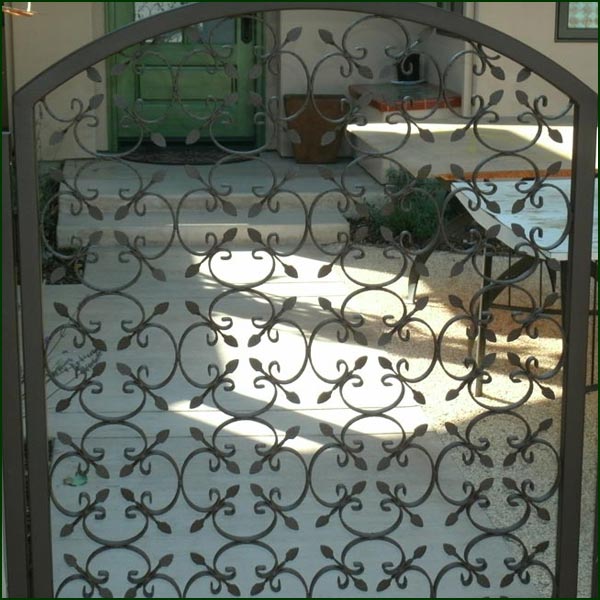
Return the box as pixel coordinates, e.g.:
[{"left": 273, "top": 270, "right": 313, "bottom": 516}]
[
  {"left": 555, "top": 101, "right": 597, "bottom": 598},
  {"left": 589, "top": 262, "right": 597, "bottom": 390},
  {"left": 475, "top": 251, "right": 493, "bottom": 397},
  {"left": 507, "top": 251, "right": 512, "bottom": 307},
  {"left": 2, "top": 131, "right": 30, "bottom": 598},
  {"left": 559, "top": 261, "right": 568, "bottom": 331},
  {"left": 13, "top": 99, "right": 54, "bottom": 597}
]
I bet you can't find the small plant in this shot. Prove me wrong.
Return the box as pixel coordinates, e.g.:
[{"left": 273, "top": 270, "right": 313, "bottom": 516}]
[
  {"left": 351, "top": 168, "right": 460, "bottom": 246},
  {"left": 20, "top": 330, "right": 103, "bottom": 412}
]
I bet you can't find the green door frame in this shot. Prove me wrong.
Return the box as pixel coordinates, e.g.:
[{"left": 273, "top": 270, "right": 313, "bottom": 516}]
[{"left": 105, "top": 3, "right": 265, "bottom": 151}]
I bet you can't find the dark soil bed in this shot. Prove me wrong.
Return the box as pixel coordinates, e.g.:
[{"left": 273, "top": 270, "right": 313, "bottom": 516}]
[{"left": 40, "top": 165, "right": 86, "bottom": 285}]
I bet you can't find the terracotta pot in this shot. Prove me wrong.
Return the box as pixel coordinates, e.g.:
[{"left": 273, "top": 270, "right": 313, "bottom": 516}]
[{"left": 284, "top": 94, "right": 345, "bottom": 163}]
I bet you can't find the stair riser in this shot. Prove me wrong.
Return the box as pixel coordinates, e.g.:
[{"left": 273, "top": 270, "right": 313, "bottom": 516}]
[
  {"left": 57, "top": 222, "right": 349, "bottom": 247},
  {"left": 360, "top": 104, "right": 457, "bottom": 124},
  {"left": 59, "top": 189, "right": 349, "bottom": 213}
]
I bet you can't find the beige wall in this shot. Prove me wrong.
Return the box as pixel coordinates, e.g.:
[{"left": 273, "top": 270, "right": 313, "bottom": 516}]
[
  {"left": 473, "top": 2, "right": 597, "bottom": 116},
  {"left": 7, "top": 2, "right": 107, "bottom": 159}
]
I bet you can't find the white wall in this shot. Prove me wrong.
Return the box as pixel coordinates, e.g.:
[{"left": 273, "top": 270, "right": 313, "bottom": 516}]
[
  {"left": 277, "top": 9, "right": 428, "bottom": 155},
  {"left": 420, "top": 30, "right": 466, "bottom": 99},
  {"left": 278, "top": 10, "right": 425, "bottom": 94},
  {"left": 472, "top": 1, "right": 597, "bottom": 117}
]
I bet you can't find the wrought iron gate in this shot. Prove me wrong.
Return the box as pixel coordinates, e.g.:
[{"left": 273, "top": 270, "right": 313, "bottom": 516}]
[{"left": 4, "top": 2, "right": 598, "bottom": 597}]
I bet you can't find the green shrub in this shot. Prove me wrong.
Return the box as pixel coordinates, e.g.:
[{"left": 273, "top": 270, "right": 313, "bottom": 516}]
[{"left": 358, "top": 169, "right": 459, "bottom": 245}]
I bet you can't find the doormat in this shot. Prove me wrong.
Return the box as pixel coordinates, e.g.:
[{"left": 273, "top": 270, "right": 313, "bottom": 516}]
[{"left": 122, "top": 144, "right": 252, "bottom": 165}]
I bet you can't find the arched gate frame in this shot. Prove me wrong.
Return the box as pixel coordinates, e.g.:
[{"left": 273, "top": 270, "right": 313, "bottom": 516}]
[{"left": 7, "top": 2, "right": 598, "bottom": 597}]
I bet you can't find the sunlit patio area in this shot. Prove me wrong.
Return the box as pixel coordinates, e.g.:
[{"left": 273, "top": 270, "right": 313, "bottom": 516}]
[{"left": 42, "top": 155, "right": 597, "bottom": 596}]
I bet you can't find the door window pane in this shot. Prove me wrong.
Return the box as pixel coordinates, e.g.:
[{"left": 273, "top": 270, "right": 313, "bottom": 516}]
[
  {"left": 188, "top": 19, "right": 236, "bottom": 45},
  {"left": 134, "top": 3, "right": 236, "bottom": 45},
  {"left": 567, "top": 1, "right": 598, "bottom": 28},
  {"left": 134, "top": 2, "right": 187, "bottom": 21}
]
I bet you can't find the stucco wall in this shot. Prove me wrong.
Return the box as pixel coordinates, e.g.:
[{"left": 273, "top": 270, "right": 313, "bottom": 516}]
[
  {"left": 472, "top": 2, "right": 598, "bottom": 117},
  {"left": 8, "top": 2, "right": 108, "bottom": 159}
]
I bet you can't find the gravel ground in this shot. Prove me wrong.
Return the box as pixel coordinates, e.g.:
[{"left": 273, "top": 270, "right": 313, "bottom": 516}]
[{"left": 338, "top": 246, "right": 597, "bottom": 598}]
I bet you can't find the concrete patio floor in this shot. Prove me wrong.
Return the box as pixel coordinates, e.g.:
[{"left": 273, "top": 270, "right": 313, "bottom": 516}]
[{"left": 39, "top": 150, "right": 598, "bottom": 597}]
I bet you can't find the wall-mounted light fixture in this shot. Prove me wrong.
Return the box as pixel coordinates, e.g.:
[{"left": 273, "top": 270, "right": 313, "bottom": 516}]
[{"left": 2, "top": 2, "right": 36, "bottom": 17}]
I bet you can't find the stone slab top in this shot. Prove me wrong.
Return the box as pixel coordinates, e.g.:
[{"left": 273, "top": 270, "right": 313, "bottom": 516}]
[
  {"left": 453, "top": 178, "right": 598, "bottom": 262},
  {"left": 348, "top": 82, "right": 461, "bottom": 112}
]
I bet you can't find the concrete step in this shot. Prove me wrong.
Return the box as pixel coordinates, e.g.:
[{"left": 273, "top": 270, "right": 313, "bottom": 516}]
[
  {"left": 58, "top": 185, "right": 346, "bottom": 213},
  {"left": 58, "top": 156, "right": 381, "bottom": 213},
  {"left": 346, "top": 123, "right": 444, "bottom": 185},
  {"left": 346, "top": 127, "right": 391, "bottom": 185},
  {"left": 56, "top": 207, "right": 349, "bottom": 247},
  {"left": 359, "top": 104, "right": 457, "bottom": 125}
]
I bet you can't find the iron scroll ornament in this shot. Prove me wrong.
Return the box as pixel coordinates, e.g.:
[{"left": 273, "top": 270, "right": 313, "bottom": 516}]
[{"left": 45, "top": 16, "right": 565, "bottom": 597}]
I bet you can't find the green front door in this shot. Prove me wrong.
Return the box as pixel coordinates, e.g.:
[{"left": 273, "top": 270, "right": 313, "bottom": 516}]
[{"left": 107, "top": 2, "right": 260, "bottom": 144}]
